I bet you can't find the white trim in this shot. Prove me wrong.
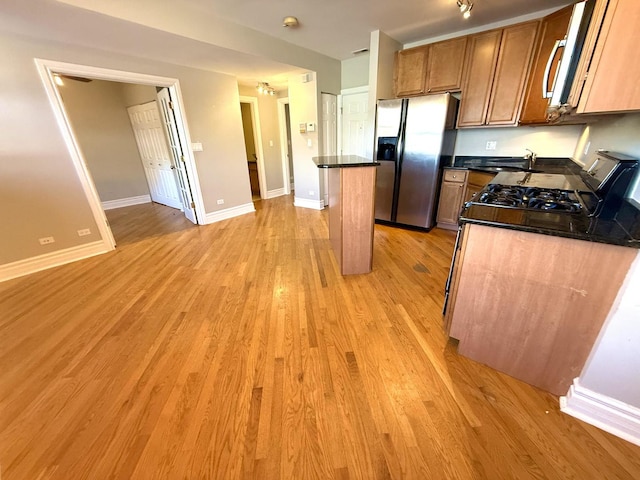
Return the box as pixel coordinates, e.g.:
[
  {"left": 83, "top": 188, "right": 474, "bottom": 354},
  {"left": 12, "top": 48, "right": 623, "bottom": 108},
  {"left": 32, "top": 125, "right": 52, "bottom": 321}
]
[
  {"left": 240, "top": 96, "right": 267, "bottom": 200},
  {"left": 340, "top": 86, "right": 369, "bottom": 95},
  {"left": 265, "top": 188, "right": 286, "bottom": 199},
  {"left": 203, "top": 203, "right": 256, "bottom": 224},
  {"left": 294, "top": 197, "right": 325, "bottom": 210},
  {"left": 33, "top": 59, "right": 206, "bottom": 250},
  {"left": 0, "top": 241, "right": 109, "bottom": 283},
  {"left": 560, "top": 378, "right": 640, "bottom": 447},
  {"left": 277, "top": 97, "right": 292, "bottom": 195},
  {"left": 102, "top": 195, "right": 151, "bottom": 210}
]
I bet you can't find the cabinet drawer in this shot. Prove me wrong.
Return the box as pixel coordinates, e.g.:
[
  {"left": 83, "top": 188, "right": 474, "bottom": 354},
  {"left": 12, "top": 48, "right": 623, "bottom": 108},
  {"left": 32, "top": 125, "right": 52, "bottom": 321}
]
[{"left": 444, "top": 170, "right": 468, "bottom": 183}]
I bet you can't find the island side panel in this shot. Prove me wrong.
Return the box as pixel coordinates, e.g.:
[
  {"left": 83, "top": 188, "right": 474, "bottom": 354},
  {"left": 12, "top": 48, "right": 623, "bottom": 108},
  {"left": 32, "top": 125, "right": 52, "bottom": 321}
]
[
  {"left": 341, "top": 167, "right": 376, "bottom": 275},
  {"left": 328, "top": 168, "right": 343, "bottom": 271},
  {"left": 448, "top": 224, "right": 636, "bottom": 395}
]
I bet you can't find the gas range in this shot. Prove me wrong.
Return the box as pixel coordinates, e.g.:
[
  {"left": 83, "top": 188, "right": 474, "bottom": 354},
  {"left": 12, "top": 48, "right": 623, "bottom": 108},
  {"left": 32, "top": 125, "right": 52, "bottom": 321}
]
[
  {"left": 467, "top": 151, "right": 638, "bottom": 221},
  {"left": 478, "top": 184, "right": 583, "bottom": 213}
]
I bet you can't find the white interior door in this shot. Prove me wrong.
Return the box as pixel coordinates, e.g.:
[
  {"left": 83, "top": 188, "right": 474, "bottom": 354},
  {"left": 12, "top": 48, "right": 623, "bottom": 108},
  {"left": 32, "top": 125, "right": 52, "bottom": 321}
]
[
  {"left": 127, "top": 101, "right": 182, "bottom": 210},
  {"left": 157, "top": 88, "right": 197, "bottom": 224},
  {"left": 340, "top": 91, "right": 369, "bottom": 156}
]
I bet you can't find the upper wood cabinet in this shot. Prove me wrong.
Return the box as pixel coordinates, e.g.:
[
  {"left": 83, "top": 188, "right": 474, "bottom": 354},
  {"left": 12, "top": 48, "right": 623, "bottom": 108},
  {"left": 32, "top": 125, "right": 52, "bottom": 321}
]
[
  {"left": 573, "top": 0, "right": 640, "bottom": 114},
  {"left": 394, "top": 38, "right": 467, "bottom": 97},
  {"left": 425, "top": 37, "right": 468, "bottom": 94},
  {"left": 457, "top": 30, "right": 502, "bottom": 126},
  {"left": 394, "top": 47, "right": 428, "bottom": 97},
  {"left": 458, "top": 21, "right": 540, "bottom": 127},
  {"left": 519, "top": 6, "right": 573, "bottom": 125}
]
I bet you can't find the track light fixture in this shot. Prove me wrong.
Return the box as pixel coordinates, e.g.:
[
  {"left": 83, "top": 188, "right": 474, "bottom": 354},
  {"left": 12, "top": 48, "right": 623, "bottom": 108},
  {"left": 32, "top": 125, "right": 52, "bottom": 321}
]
[
  {"left": 256, "top": 82, "right": 275, "bottom": 96},
  {"left": 457, "top": 0, "right": 473, "bottom": 19}
]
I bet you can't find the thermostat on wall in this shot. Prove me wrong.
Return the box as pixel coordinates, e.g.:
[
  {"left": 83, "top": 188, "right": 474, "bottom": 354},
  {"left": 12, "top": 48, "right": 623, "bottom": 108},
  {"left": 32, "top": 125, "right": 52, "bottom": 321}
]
[{"left": 306, "top": 122, "right": 316, "bottom": 132}]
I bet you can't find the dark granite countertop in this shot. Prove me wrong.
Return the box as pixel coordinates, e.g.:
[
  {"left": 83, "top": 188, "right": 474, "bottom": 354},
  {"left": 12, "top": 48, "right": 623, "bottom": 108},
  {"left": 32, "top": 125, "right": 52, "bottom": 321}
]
[
  {"left": 313, "top": 155, "right": 379, "bottom": 168},
  {"left": 460, "top": 200, "right": 640, "bottom": 248},
  {"left": 448, "top": 156, "right": 582, "bottom": 175}
]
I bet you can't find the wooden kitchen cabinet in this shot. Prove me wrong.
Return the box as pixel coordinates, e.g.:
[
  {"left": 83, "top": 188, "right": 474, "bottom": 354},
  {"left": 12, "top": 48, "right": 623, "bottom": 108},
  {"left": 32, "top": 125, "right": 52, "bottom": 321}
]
[
  {"left": 520, "top": 6, "right": 573, "bottom": 125},
  {"left": 436, "top": 169, "right": 495, "bottom": 230},
  {"left": 394, "top": 38, "right": 467, "bottom": 97},
  {"left": 425, "top": 37, "right": 468, "bottom": 94},
  {"left": 458, "top": 21, "right": 539, "bottom": 127},
  {"left": 572, "top": 0, "right": 640, "bottom": 114},
  {"left": 394, "top": 47, "right": 428, "bottom": 97},
  {"left": 457, "top": 29, "right": 502, "bottom": 126},
  {"left": 436, "top": 169, "right": 467, "bottom": 229},
  {"left": 446, "top": 223, "right": 636, "bottom": 395}
]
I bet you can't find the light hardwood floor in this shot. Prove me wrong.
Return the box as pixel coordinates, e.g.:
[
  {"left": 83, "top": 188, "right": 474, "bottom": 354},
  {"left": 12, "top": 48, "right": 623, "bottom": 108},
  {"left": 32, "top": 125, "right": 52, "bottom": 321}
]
[{"left": 1, "top": 197, "right": 639, "bottom": 479}]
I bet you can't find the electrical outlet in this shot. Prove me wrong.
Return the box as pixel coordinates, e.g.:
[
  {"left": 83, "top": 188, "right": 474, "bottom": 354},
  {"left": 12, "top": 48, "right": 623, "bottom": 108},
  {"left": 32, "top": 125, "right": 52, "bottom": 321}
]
[
  {"left": 77, "top": 228, "right": 91, "bottom": 237},
  {"left": 309, "top": 190, "right": 315, "bottom": 196},
  {"left": 486, "top": 141, "right": 497, "bottom": 151},
  {"left": 39, "top": 236, "right": 55, "bottom": 245},
  {"left": 217, "top": 199, "right": 224, "bottom": 205}
]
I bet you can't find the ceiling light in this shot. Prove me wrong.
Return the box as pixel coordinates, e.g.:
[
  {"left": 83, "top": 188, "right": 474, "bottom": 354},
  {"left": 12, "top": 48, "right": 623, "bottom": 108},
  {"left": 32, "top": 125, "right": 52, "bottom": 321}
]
[
  {"left": 256, "top": 82, "right": 275, "bottom": 96},
  {"left": 282, "top": 16, "right": 299, "bottom": 28},
  {"left": 457, "top": 0, "right": 473, "bottom": 18}
]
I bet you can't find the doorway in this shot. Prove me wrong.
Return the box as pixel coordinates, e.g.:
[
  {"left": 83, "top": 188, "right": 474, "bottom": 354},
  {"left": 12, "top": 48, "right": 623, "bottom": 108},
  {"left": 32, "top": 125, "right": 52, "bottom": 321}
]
[
  {"left": 35, "top": 59, "right": 204, "bottom": 251},
  {"left": 239, "top": 96, "right": 266, "bottom": 201}
]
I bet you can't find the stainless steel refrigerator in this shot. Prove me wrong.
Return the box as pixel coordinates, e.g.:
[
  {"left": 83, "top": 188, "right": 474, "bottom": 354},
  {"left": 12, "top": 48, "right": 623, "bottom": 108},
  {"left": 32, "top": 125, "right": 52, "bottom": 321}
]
[{"left": 374, "top": 93, "right": 458, "bottom": 229}]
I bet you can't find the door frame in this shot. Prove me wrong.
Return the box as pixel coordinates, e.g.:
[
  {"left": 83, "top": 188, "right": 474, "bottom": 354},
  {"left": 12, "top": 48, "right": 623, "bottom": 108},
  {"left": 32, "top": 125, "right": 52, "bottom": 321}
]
[
  {"left": 277, "top": 97, "right": 292, "bottom": 195},
  {"left": 34, "top": 58, "right": 205, "bottom": 249},
  {"left": 239, "top": 96, "right": 267, "bottom": 200}
]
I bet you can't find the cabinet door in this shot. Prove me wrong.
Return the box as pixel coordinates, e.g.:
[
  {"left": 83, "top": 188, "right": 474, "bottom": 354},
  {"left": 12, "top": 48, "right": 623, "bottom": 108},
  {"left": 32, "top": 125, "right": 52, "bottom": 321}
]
[
  {"left": 457, "top": 30, "right": 502, "bottom": 127},
  {"left": 394, "top": 47, "right": 428, "bottom": 97},
  {"left": 520, "top": 6, "right": 573, "bottom": 125},
  {"left": 578, "top": 0, "right": 640, "bottom": 113},
  {"left": 437, "top": 181, "right": 466, "bottom": 226},
  {"left": 426, "top": 37, "right": 468, "bottom": 93},
  {"left": 487, "top": 21, "right": 539, "bottom": 125}
]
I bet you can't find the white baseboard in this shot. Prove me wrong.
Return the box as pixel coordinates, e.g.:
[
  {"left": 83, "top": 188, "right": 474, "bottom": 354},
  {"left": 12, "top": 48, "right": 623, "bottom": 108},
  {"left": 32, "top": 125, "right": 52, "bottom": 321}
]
[
  {"left": 0, "top": 241, "right": 111, "bottom": 283},
  {"left": 102, "top": 194, "right": 151, "bottom": 210},
  {"left": 560, "top": 378, "right": 640, "bottom": 447},
  {"left": 265, "top": 188, "right": 286, "bottom": 199},
  {"left": 203, "top": 202, "right": 256, "bottom": 224},
  {"left": 294, "top": 197, "right": 325, "bottom": 210}
]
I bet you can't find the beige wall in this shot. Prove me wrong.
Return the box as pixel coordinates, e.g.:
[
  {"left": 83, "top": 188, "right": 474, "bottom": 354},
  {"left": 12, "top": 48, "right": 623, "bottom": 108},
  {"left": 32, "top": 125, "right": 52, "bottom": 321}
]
[
  {"left": 120, "top": 83, "right": 157, "bottom": 107},
  {"left": 573, "top": 113, "right": 640, "bottom": 202},
  {"left": 61, "top": 79, "right": 150, "bottom": 202},
  {"left": 342, "top": 55, "right": 370, "bottom": 90},
  {"left": 288, "top": 73, "right": 321, "bottom": 206},
  {"left": 0, "top": 30, "right": 250, "bottom": 265}
]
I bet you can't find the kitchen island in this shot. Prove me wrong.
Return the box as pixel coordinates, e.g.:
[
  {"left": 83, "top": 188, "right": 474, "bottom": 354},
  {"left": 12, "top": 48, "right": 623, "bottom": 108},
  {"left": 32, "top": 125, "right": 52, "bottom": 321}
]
[
  {"left": 314, "top": 155, "right": 379, "bottom": 275},
  {"left": 445, "top": 221, "right": 637, "bottom": 395}
]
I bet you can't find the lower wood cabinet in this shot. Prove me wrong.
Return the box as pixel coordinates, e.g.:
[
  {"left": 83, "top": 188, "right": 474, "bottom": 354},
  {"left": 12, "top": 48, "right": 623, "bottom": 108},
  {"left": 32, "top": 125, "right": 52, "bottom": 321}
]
[
  {"left": 436, "top": 169, "right": 495, "bottom": 230},
  {"left": 446, "top": 223, "right": 637, "bottom": 395}
]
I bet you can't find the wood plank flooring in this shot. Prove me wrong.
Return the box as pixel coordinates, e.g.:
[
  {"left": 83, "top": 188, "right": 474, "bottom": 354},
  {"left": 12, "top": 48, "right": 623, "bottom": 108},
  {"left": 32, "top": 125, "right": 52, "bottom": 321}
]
[{"left": 1, "top": 196, "right": 639, "bottom": 479}]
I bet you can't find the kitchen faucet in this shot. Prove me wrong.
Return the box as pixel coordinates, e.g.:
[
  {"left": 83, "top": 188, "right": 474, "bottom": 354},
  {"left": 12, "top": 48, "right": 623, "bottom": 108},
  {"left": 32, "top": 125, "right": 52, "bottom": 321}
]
[{"left": 524, "top": 149, "right": 537, "bottom": 170}]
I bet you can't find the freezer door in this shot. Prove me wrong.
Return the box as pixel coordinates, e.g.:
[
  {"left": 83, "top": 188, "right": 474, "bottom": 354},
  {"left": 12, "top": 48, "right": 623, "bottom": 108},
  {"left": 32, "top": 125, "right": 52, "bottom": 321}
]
[
  {"left": 373, "top": 99, "right": 403, "bottom": 221},
  {"left": 395, "top": 94, "right": 450, "bottom": 228}
]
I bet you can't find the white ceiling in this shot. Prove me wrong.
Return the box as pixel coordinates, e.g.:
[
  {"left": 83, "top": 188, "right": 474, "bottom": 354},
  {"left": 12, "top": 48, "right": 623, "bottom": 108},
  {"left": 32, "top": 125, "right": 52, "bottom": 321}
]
[
  {"left": 179, "top": 0, "right": 573, "bottom": 59},
  {"left": 1, "top": 0, "right": 574, "bottom": 86}
]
